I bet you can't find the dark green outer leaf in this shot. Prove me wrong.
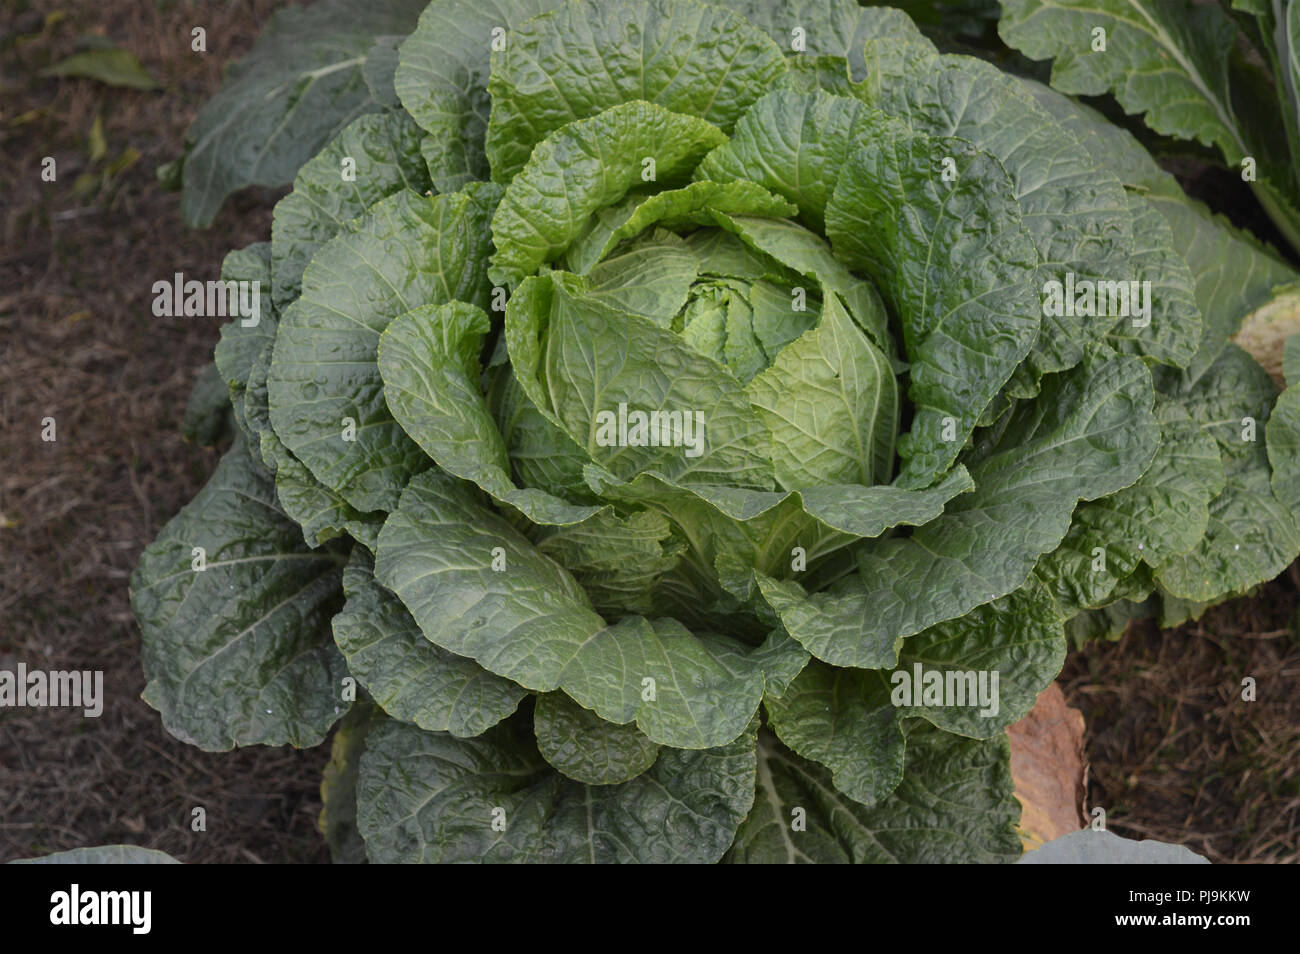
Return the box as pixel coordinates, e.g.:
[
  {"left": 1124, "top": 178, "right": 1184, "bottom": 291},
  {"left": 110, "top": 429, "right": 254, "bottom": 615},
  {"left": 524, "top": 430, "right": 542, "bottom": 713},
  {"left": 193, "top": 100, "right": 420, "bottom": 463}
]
[
  {"left": 373, "top": 469, "right": 777, "bottom": 749},
  {"left": 764, "top": 662, "right": 904, "bottom": 808},
  {"left": 761, "top": 350, "right": 1157, "bottom": 669},
  {"left": 1156, "top": 348, "right": 1300, "bottom": 600},
  {"left": 1149, "top": 196, "right": 1298, "bottom": 384},
  {"left": 999, "top": 0, "right": 1251, "bottom": 163},
  {"left": 533, "top": 693, "right": 661, "bottom": 785},
  {"left": 372, "top": 469, "right": 603, "bottom": 690},
  {"left": 361, "top": 35, "right": 405, "bottom": 109},
  {"left": 1104, "top": 194, "right": 1201, "bottom": 369},
  {"left": 1036, "top": 401, "right": 1225, "bottom": 615},
  {"left": 1268, "top": 382, "right": 1300, "bottom": 512},
  {"left": 250, "top": 291, "right": 381, "bottom": 552},
  {"left": 488, "top": 365, "right": 601, "bottom": 505},
  {"left": 721, "top": 0, "right": 929, "bottom": 81},
  {"left": 242, "top": 342, "right": 278, "bottom": 469},
  {"left": 851, "top": 41, "right": 1141, "bottom": 379},
  {"left": 179, "top": 0, "right": 427, "bottom": 226},
  {"left": 1160, "top": 342, "right": 1278, "bottom": 463},
  {"left": 725, "top": 726, "right": 1021, "bottom": 864},
  {"left": 532, "top": 509, "right": 681, "bottom": 617},
  {"left": 893, "top": 575, "right": 1065, "bottom": 738},
  {"left": 1018, "top": 78, "right": 1297, "bottom": 383},
  {"left": 262, "top": 430, "right": 381, "bottom": 551},
  {"left": 1066, "top": 595, "right": 1156, "bottom": 647},
  {"left": 213, "top": 243, "right": 276, "bottom": 397},
  {"left": 131, "top": 443, "right": 349, "bottom": 751},
  {"left": 356, "top": 715, "right": 756, "bottom": 863},
  {"left": 333, "top": 549, "right": 526, "bottom": 737}
]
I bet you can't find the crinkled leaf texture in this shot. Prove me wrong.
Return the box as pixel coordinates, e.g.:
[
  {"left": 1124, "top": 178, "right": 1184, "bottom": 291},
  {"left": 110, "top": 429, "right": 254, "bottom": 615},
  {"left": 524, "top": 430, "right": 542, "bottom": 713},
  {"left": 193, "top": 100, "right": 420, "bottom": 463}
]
[
  {"left": 378, "top": 300, "right": 602, "bottom": 526},
  {"left": 533, "top": 693, "right": 661, "bottom": 785},
  {"left": 1018, "top": 78, "right": 1300, "bottom": 625},
  {"left": 725, "top": 726, "right": 1021, "bottom": 863},
  {"left": 849, "top": 29, "right": 1153, "bottom": 381},
  {"left": 131, "top": 441, "right": 349, "bottom": 751},
  {"left": 764, "top": 662, "right": 905, "bottom": 808},
  {"left": 270, "top": 110, "right": 430, "bottom": 309},
  {"left": 1000, "top": 0, "right": 1251, "bottom": 161},
  {"left": 395, "top": 0, "right": 557, "bottom": 190},
  {"left": 269, "top": 185, "right": 498, "bottom": 514},
  {"left": 486, "top": 0, "right": 787, "bottom": 182},
  {"left": 138, "top": 0, "right": 1300, "bottom": 866},
  {"left": 999, "top": 0, "right": 1300, "bottom": 253},
  {"left": 373, "top": 469, "right": 779, "bottom": 750},
  {"left": 213, "top": 243, "right": 276, "bottom": 397},
  {"left": 356, "top": 714, "right": 757, "bottom": 863},
  {"left": 760, "top": 350, "right": 1158, "bottom": 668},
  {"left": 489, "top": 102, "right": 727, "bottom": 288},
  {"left": 177, "top": 0, "right": 428, "bottom": 226},
  {"left": 333, "top": 550, "right": 526, "bottom": 737},
  {"left": 699, "top": 86, "right": 1042, "bottom": 487}
]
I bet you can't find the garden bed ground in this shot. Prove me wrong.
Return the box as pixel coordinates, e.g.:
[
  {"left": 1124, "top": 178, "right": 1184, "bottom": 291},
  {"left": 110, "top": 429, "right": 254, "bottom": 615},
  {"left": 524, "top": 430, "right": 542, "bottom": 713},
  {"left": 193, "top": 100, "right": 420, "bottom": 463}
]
[{"left": 1, "top": 0, "right": 1296, "bottom": 864}]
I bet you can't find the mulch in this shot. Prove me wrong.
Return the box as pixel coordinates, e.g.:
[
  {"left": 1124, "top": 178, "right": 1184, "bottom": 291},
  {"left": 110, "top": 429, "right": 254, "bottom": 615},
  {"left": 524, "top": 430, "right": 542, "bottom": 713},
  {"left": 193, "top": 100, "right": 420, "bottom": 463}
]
[
  {"left": 1062, "top": 572, "right": 1300, "bottom": 864},
  {"left": 2, "top": 0, "right": 329, "bottom": 863}
]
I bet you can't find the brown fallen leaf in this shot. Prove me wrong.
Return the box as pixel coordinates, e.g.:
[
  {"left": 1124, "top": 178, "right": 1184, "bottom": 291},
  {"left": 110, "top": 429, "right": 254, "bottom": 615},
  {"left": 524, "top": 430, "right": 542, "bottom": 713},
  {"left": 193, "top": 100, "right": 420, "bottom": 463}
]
[
  {"left": 1007, "top": 682, "right": 1087, "bottom": 851},
  {"left": 1233, "top": 285, "right": 1300, "bottom": 388}
]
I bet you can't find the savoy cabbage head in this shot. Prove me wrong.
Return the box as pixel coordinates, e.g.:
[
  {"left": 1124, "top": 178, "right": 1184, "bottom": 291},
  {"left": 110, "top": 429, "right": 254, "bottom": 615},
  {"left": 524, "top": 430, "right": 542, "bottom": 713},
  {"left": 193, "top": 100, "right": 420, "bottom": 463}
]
[{"left": 134, "top": 0, "right": 1300, "bottom": 863}]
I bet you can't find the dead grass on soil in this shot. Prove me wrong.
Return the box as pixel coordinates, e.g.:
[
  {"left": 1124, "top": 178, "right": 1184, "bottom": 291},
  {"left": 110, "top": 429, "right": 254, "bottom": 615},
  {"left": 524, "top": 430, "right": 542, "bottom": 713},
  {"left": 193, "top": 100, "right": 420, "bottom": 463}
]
[
  {"left": 1063, "top": 570, "right": 1300, "bottom": 864},
  {"left": 1, "top": 0, "right": 329, "bottom": 863}
]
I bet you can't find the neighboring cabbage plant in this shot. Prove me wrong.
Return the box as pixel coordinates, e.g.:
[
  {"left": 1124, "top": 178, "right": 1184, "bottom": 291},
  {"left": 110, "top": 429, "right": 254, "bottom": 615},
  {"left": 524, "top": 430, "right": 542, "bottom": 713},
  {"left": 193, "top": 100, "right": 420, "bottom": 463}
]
[
  {"left": 999, "top": 0, "right": 1300, "bottom": 260},
  {"left": 135, "top": 0, "right": 1300, "bottom": 863}
]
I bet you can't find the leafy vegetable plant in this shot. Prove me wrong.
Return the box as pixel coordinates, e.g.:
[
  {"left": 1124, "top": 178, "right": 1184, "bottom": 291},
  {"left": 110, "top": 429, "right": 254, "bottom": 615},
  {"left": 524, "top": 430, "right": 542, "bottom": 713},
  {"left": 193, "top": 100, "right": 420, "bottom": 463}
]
[
  {"left": 999, "top": 0, "right": 1300, "bottom": 257},
  {"left": 136, "top": 0, "right": 1300, "bottom": 863}
]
